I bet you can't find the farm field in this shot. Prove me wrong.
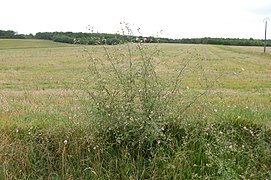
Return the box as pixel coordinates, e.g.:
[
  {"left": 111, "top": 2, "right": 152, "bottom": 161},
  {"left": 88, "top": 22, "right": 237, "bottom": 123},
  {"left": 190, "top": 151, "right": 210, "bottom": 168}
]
[{"left": 0, "top": 39, "right": 270, "bottom": 179}]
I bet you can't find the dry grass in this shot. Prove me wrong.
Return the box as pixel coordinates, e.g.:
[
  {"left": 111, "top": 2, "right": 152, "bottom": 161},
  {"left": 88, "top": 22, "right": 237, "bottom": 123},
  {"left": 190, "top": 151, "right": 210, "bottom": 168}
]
[{"left": 0, "top": 40, "right": 270, "bottom": 124}]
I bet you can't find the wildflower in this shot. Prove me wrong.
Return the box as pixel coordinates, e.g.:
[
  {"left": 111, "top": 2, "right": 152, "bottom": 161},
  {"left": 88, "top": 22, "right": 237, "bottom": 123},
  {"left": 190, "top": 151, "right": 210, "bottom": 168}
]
[
  {"left": 64, "top": 140, "right": 68, "bottom": 145},
  {"left": 167, "top": 164, "right": 176, "bottom": 169},
  {"left": 237, "top": 116, "right": 241, "bottom": 119},
  {"left": 15, "top": 129, "right": 19, "bottom": 133},
  {"left": 245, "top": 106, "right": 248, "bottom": 109},
  {"left": 28, "top": 131, "right": 31, "bottom": 135},
  {"left": 250, "top": 130, "right": 254, "bottom": 136},
  {"left": 213, "top": 109, "right": 218, "bottom": 113},
  {"left": 157, "top": 140, "right": 161, "bottom": 145}
]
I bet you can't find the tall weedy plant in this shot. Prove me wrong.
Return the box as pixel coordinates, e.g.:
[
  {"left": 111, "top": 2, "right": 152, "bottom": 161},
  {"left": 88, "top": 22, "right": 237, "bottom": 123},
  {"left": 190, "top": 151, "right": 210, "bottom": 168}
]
[
  {"left": 84, "top": 42, "right": 214, "bottom": 159},
  {"left": 82, "top": 26, "right": 213, "bottom": 159}
]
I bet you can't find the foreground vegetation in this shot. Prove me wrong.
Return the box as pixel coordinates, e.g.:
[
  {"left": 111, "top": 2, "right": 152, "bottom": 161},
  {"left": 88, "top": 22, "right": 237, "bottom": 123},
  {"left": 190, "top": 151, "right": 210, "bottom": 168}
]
[{"left": 0, "top": 39, "right": 270, "bottom": 179}]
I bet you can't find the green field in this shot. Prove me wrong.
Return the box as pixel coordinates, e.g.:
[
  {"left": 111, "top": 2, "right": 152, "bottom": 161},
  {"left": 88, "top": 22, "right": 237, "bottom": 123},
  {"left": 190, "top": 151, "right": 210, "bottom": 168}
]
[
  {"left": 0, "top": 39, "right": 74, "bottom": 50},
  {"left": 0, "top": 39, "right": 270, "bottom": 179}
]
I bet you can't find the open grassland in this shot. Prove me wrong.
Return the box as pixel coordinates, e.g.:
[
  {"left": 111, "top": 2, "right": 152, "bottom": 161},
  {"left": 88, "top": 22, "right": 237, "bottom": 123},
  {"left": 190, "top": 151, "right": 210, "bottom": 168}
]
[
  {"left": 218, "top": 45, "right": 271, "bottom": 57},
  {"left": 0, "top": 39, "right": 270, "bottom": 179},
  {"left": 0, "top": 39, "right": 74, "bottom": 50}
]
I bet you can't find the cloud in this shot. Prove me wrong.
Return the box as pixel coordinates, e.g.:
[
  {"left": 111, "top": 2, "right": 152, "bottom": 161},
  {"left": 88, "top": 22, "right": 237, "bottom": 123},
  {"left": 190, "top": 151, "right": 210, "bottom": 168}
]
[{"left": 250, "top": 2, "right": 271, "bottom": 16}]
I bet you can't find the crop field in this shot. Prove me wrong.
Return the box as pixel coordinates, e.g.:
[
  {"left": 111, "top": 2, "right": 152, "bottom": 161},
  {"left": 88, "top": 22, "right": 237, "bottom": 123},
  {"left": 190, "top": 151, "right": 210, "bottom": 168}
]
[{"left": 0, "top": 39, "right": 270, "bottom": 179}]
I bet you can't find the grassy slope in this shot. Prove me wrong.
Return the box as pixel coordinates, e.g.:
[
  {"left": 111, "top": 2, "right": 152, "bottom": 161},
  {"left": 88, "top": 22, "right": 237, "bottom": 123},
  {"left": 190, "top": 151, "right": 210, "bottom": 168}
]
[
  {"left": 0, "top": 39, "right": 74, "bottom": 50},
  {"left": 0, "top": 40, "right": 270, "bottom": 179}
]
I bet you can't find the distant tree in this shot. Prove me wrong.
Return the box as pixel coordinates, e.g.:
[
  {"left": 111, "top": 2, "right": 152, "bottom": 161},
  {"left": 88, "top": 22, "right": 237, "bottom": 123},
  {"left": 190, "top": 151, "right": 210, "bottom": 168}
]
[
  {"left": 0, "top": 30, "right": 16, "bottom": 38},
  {"left": 52, "top": 34, "right": 73, "bottom": 44}
]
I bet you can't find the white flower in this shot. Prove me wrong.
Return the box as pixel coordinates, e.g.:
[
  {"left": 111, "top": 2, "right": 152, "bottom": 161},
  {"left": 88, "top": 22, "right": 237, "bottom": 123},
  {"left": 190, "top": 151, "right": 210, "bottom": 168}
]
[
  {"left": 237, "top": 116, "right": 241, "bottom": 119},
  {"left": 213, "top": 109, "right": 218, "bottom": 113},
  {"left": 64, "top": 140, "right": 68, "bottom": 145},
  {"left": 15, "top": 129, "right": 19, "bottom": 133}
]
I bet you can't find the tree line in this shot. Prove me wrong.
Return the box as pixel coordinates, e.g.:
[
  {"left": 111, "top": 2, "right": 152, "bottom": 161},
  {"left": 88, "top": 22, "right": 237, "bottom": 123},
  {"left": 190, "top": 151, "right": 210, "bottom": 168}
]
[
  {"left": 35, "top": 32, "right": 132, "bottom": 45},
  {"left": 0, "top": 30, "right": 33, "bottom": 39},
  {"left": 1, "top": 29, "right": 271, "bottom": 46},
  {"left": 160, "top": 37, "right": 270, "bottom": 46}
]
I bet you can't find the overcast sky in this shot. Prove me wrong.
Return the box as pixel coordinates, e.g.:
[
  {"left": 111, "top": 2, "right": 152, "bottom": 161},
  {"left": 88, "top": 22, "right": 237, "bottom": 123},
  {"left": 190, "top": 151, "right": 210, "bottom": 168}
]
[{"left": 1, "top": 0, "right": 271, "bottom": 39}]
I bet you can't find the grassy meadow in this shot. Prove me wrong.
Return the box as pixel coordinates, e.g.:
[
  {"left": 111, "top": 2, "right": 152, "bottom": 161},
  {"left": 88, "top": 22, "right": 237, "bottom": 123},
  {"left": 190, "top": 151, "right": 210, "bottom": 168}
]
[{"left": 0, "top": 39, "right": 270, "bottom": 179}]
